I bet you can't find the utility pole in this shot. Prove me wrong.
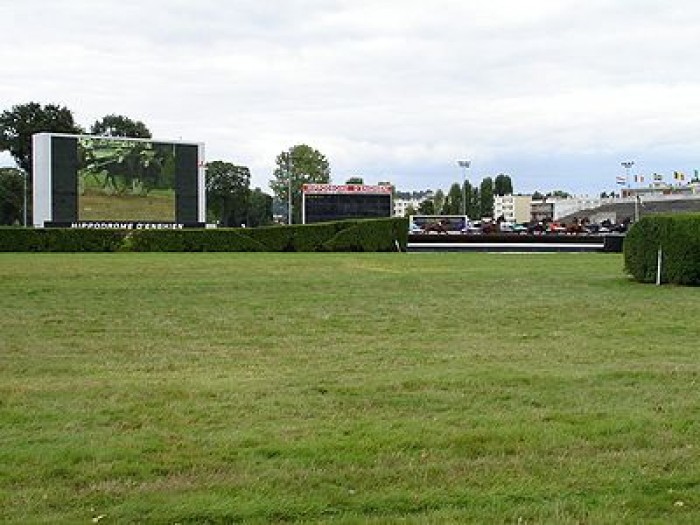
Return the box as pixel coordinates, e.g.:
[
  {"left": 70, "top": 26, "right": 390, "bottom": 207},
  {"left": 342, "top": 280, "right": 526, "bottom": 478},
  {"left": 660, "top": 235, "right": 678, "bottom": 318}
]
[
  {"left": 286, "top": 152, "right": 293, "bottom": 225},
  {"left": 23, "top": 170, "right": 28, "bottom": 227},
  {"left": 457, "top": 160, "right": 471, "bottom": 217}
]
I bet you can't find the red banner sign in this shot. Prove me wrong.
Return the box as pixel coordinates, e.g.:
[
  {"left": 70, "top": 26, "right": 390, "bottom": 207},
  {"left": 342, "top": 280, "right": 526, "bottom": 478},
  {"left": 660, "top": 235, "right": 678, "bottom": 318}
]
[{"left": 302, "top": 184, "right": 393, "bottom": 195}]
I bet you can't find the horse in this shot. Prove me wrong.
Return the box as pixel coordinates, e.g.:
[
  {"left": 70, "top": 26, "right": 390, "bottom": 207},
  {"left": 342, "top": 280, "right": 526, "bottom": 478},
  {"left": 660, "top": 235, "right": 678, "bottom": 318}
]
[
  {"left": 480, "top": 216, "right": 505, "bottom": 235},
  {"left": 422, "top": 219, "right": 449, "bottom": 234},
  {"left": 527, "top": 221, "right": 547, "bottom": 235},
  {"left": 565, "top": 217, "right": 589, "bottom": 235}
]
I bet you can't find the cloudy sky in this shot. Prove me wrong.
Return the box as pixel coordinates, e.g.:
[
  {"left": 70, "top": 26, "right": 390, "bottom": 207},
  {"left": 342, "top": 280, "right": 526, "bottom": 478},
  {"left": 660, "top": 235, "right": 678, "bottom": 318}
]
[{"left": 3, "top": 0, "right": 700, "bottom": 194}]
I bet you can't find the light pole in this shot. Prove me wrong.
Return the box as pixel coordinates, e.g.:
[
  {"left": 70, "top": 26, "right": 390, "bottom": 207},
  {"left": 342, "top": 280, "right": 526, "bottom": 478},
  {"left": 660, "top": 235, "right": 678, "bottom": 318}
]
[
  {"left": 286, "top": 151, "right": 293, "bottom": 225},
  {"left": 457, "top": 160, "right": 471, "bottom": 217},
  {"left": 22, "top": 170, "right": 28, "bottom": 227},
  {"left": 621, "top": 161, "right": 634, "bottom": 189}
]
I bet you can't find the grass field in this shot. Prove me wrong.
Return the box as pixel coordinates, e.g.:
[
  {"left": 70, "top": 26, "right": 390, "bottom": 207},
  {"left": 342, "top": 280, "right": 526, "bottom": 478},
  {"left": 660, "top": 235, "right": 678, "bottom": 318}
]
[{"left": 1, "top": 253, "right": 698, "bottom": 523}]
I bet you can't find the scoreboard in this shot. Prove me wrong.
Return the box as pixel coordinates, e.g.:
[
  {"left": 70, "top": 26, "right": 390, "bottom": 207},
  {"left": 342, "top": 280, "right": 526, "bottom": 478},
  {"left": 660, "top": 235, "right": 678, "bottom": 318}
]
[{"left": 302, "top": 184, "right": 393, "bottom": 224}]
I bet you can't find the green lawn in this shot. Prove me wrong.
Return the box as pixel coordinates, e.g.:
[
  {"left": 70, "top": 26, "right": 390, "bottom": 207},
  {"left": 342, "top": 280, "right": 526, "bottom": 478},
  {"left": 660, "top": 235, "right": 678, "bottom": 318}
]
[{"left": 0, "top": 253, "right": 698, "bottom": 524}]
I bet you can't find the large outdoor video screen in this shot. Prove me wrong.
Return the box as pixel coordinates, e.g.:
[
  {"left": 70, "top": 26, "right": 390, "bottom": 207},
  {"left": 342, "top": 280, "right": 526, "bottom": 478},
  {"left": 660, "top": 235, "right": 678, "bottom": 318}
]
[
  {"left": 32, "top": 133, "right": 205, "bottom": 227},
  {"left": 78, "top": 137, "right": 176, "bottom": 221}
]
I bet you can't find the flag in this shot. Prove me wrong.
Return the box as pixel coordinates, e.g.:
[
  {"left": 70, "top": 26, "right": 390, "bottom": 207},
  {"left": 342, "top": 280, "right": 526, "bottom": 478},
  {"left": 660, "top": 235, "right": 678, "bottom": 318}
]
[{"left": 616, "top": 176, "right": 626, "bottom": 185}]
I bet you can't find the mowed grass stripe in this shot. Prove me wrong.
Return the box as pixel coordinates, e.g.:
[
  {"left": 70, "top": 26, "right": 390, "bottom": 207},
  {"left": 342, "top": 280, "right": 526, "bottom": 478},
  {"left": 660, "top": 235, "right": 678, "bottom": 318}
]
[{"left": 0, "top": 253, "right": 698, "bottom": 523}]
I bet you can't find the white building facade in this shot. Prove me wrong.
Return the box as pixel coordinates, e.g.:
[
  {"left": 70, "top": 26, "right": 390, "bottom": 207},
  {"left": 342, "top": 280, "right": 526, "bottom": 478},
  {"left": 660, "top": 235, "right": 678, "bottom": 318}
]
[
  {"left": 394, "top": 197, "right": 428, "bottom": 217},
  {"left": 494, "top": 195, "right": 532, "bottom": 224}
]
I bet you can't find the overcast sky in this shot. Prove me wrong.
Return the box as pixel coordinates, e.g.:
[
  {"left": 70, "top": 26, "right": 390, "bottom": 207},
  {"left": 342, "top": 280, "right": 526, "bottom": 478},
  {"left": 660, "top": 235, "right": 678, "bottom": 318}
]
[{"left": 3, "top": 0, "right": 700, "bottom": 194}]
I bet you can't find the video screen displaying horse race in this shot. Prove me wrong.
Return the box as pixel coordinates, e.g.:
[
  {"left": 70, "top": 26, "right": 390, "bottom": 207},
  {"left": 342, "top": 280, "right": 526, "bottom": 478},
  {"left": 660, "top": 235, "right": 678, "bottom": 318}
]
[
  {"left": 32, "top": 133, "right": 204, "bottom": 227},
  {"left": 78, "top": 138, "right": 177, "bottom": 221}
]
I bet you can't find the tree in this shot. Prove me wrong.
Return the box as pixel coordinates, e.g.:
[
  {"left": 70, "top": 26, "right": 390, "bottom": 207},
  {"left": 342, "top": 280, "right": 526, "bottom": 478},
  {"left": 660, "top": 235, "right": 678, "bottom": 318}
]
[
  {"left": 480, "top": 177, "right": 494, "bottom": 218},
  {"left": 546, "top": 190, "right": 571, "bottom": 199},
  {"left": 417, "top": 198, "right": 435, "bottom": 215},
  {"left": 494, "top": 174, "right": 513, "bottom": 196},
  {"left": 468, "top": 183, "right": 480, "bottom": 218},
  {"left": 90, "top": 114, "right": 151, "bottom": 138},
  {"left": 345, "top": 176, "right": 364, "bottom": 184},
  {"left": 269, "top": 144, "right": 330, "bottom": 224},
  {"left": 246, "top": 187, "right": 273, "bottom": 227},
  {"left": 532, "top": 191, "right": 544, "bottom": 201},
  {"left": 0, "top": 167, "right": 26, "bottom": 225},
  {"left": 0, "top": 102, "right": 82, "bottom": 176},
  {"left": 206, "top": 161, "right": 250, "bottom": 226},
  {"left": 433, "top": 189, "right": 446, "bottom": 215},
  {"left": 443, "top": 183, "right": 463, "bottom": 215}
]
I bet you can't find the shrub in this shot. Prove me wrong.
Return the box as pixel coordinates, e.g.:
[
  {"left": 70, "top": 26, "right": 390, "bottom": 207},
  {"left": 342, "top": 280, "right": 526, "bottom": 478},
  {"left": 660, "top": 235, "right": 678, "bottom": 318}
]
[
  {"left": 0, "top": 227, "right": 125, "bottom": 252},
  {"left": 239, "top": 223, "right": 344, "bottom": 252},
  {"left": 242, "top": 219, "right": 406, "bottom": 252},
  {"left": 292, "top": 221, "right": 354, "bottom": 252},
  {"left": 0, "top": 218, "right": 409, "bottom": 253},
  {"left": 239, "top": 225, "right": 295, "bottom": 252},
  {"left": 0, "top": 228, "right": 42, "bottom": 252},
  {"left": 624, "top": 214, "right": 700, "bottom": 285},
  {"left": 324, "top": 218, "right": 408, "bottom": 252},
  {"left": 128, "top": 229, "right": 266, "bottom": 252}
]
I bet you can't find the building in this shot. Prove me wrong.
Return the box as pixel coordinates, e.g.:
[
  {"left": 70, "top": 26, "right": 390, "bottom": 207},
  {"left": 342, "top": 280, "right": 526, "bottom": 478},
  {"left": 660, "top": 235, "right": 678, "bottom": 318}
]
[
  {"left": 494, "top": 194, "right": 532, "bottom": 224},
  {"left": 548, "top": 196, "right": 604, "bottom": 220},
  {"left": 530, "top": 200, "right": 555, "bottom": 223},
  {"left": 393, "top": 197, "right": 425, "bottom": 217},
  {"left": 393, "top": 190, "right": 433, "bottom": 217},
  {"left": 621, "top": 182, "right": 700, "bottom": 199}
]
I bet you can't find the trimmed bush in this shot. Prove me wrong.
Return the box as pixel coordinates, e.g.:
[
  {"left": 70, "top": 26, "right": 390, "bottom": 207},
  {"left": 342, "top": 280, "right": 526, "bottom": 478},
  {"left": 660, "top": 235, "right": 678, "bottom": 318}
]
[
  {"left": 0, "top": 227, "right": 125, "bottom": 252},
  {"left": 239, "top": 225, "right": 295, "bottom": 252},
  {"left": 239, "top": 222, "right": 347, "bottom": 252},
  {"left": 0, "top": 228, "right": 43, "bottom": 252},
  {"left": 624, "top": 213, "right": 700, "bottom": 285},
  {"left": 0, "top": 218, "right": 409, "bottom": 253},
  {"left": 324, "top": 218, "right": 408, "bottom": 252},
  {"left": 292, "top": 222, "right": 349, "bottom": 252},
  {"left": 128, "top": 229, "right": 266, "bottom": 252}
]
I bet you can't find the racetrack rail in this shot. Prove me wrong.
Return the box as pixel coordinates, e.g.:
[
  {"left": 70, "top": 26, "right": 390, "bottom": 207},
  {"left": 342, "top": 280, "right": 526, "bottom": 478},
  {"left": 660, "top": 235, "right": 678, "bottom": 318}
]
[{"left": 407, "top": 233, "right": 623, "bottom": 253}]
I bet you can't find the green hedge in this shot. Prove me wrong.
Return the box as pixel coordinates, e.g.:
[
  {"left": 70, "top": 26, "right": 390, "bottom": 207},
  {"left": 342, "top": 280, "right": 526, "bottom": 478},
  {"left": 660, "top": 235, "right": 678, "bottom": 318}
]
[
  {"left": 324, "top": 218, "right": 408, "bottom": 252},
  {"left": 0, "top": 227, "right": 125, "bottom": 252},
  {"left": 239, "top": 222, "right": 348, "bottom": 252},
  {"left": 0, "top": 218, "right": 408, "bottom": 253},
  {"left": 624, "top": 214, "right": 700, "bottom": 285},
  {"left": 128, "top": 229, "right": 267, "bottom": 252}
]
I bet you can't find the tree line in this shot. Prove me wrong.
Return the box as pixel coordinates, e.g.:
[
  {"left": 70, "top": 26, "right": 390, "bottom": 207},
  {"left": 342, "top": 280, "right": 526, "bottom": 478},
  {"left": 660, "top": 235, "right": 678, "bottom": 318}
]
[{"left": 410, "top": 174, "right": 513, "bottom": 219}]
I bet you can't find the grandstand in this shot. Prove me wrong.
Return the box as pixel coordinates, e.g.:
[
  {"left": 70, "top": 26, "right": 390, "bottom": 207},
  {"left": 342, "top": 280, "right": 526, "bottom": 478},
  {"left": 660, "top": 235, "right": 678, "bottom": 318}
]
[{"left": 559, "top": 195, "right": 700, "bottom": 223}]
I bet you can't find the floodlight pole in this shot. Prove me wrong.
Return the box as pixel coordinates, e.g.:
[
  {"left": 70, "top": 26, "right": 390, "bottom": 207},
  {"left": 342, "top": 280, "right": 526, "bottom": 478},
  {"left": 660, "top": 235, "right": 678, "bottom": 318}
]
[
  {"left": 23, "top": 170, "right": 28, "bottom": 227},
  {"left": 287, "top": 152, "right": 293, "bottom": 225},
  {"left": 458, "top": 160, "right": 471, "bottom": 217}
]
